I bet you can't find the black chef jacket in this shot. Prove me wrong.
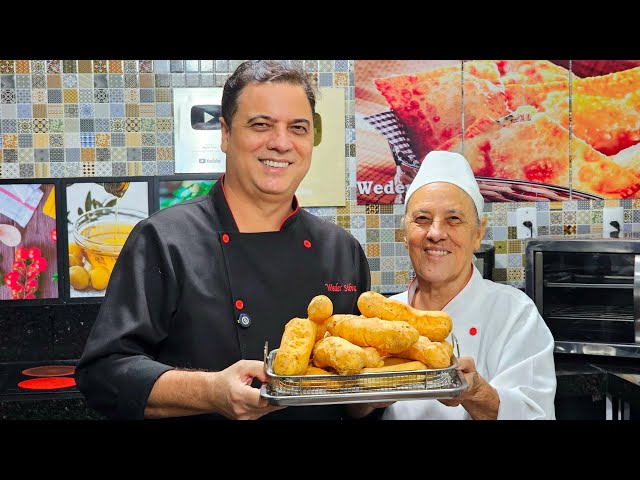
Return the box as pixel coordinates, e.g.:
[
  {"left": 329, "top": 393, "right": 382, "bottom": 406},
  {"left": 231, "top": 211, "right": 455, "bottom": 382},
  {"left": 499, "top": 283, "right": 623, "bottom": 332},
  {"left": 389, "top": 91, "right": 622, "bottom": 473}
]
[{"left": 75, "top": 177, "right": 371, "bottom": 420}]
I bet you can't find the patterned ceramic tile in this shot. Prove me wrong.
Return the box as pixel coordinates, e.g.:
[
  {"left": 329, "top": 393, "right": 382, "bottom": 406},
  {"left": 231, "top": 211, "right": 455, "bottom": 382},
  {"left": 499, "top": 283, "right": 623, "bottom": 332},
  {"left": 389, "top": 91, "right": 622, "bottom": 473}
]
[
  {"left": 139, "top": 60, "right": 153, "bottom": 73},
  {"left": 16, "top": 60, "right": 30, "bottom": 74},
  {"left": 2, "top": 59, "right": 639, "bottom": 292},
  {"left": 124, "top": 60, "right": 138, "bottom": 73},
  {"left": 96, "top": 148, "right": 110, "bottom": 162},
  {"left": 0, "top": 60, "right": 16, "bottom": 73},
  {"left": 156, "top": 160, "right": 174, "bottom": 175},
  {"left": 125, "top": 104, "right": 139, "bottom": 117},
  {"left": 126, "top": 132, "right": 141, "bottom": 147},
  {"left": 78, "top": 73, "right": 93, "bottom": 89},
  {"left": 108, "top": 60, "right": 123, "bottom": 73}
]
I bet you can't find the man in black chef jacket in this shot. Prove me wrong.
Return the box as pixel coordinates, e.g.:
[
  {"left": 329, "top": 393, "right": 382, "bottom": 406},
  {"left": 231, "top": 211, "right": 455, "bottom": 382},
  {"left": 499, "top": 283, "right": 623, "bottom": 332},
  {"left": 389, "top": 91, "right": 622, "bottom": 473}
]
[{"left": 75, "top": 60, "right": 371, "bottom": 420}]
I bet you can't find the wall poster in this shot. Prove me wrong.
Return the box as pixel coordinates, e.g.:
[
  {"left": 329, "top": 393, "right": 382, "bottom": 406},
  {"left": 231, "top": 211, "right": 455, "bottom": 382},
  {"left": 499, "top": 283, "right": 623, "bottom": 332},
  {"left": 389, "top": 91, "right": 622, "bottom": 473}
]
[
  {"left": 173, "top": 87, "right": 226, "bottom": 174},
  {"left": 0, "top": 182, "right": 58, "bottom": 301},
  {"left": 296, "top": 87, "right": 346, "bottom": 207},
  {"left": 65, "top": 180, "right": 149, "bottom": 298},
  {"left": 355, "top": 60, "right": 640, "bottom": 204}
]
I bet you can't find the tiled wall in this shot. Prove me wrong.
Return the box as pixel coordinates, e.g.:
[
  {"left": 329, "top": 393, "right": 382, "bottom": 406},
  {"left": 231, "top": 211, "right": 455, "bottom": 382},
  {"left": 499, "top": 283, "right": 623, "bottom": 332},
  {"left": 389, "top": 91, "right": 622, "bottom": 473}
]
[{"left": 0, "top": 60, "right": 634, "bottom": 293}]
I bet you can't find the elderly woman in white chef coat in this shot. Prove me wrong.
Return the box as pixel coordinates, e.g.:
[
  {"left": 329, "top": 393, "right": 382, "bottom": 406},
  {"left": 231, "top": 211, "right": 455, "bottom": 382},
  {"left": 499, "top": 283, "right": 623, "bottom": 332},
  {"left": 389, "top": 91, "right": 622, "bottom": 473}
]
[{"left": 351, "top": 151, "right": 556, "bottom": 420}]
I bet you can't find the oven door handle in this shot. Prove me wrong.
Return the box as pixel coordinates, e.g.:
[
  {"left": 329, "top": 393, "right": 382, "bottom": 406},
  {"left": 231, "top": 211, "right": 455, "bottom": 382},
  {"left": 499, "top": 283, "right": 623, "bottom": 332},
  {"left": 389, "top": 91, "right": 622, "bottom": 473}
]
[{"left": 634, "top": 255, "right": 640, "bottom": 343}]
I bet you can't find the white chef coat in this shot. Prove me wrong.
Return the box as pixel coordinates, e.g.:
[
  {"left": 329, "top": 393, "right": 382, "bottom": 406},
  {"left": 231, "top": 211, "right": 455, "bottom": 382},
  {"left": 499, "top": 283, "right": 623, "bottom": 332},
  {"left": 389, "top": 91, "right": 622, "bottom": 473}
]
[{"left": 382, "top": 265, "right": 556, "bottom": 420}]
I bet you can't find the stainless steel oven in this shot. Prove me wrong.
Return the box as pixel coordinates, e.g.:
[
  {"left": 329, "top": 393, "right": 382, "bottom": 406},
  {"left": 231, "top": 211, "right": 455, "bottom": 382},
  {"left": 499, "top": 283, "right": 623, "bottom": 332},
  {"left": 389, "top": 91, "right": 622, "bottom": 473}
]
[{"left": 525, "top": 238, "right": 640, "bottom": 358}]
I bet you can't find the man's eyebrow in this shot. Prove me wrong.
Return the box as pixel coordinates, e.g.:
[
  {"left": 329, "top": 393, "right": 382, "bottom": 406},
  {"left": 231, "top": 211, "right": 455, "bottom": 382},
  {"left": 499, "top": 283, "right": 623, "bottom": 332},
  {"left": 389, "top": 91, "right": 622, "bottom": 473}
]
[
  {"left": 412, "top": 207, "right": 468, "bottom": 216},
  {"left": 247, "top": 114, "right": 310, "bottom": 126}
]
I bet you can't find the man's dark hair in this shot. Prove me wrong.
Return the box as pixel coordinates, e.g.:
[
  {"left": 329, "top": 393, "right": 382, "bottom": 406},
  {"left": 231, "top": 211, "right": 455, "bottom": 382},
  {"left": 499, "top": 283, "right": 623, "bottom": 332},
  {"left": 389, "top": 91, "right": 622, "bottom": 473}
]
[{"left": 221, "top": 60, "right": 318, "bottom": 130}]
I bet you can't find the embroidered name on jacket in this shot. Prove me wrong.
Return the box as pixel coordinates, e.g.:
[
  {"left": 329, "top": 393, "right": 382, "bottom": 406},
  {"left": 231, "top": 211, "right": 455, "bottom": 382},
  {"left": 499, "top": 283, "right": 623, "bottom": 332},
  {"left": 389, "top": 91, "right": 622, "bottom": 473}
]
[{"left": 325, "top": 282, "right": 357, "bottom": 292}]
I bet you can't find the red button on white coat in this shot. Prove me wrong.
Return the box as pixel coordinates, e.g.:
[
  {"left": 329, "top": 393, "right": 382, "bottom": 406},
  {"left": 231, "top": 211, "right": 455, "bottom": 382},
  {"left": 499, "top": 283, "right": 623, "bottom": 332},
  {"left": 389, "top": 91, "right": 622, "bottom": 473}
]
[{"left": 469, "top": 327, "right": 477, "bottom": 336}]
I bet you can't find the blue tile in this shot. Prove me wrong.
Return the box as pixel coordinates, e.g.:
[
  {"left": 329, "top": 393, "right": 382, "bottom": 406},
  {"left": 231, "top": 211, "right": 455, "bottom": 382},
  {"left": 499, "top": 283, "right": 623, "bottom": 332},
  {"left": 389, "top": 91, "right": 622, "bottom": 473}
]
[
  {"left": 79, "top": 103, "right": 95, "bottom": 118},
  {"left": 95, "top": 118, "right": 110, "bottom": 132},
  {"left": 80, "top": 132, "right": 95, "bottom": 147},
  {"left": 1, "top": 119, "right": 17, "bottom": 132},
  {"left": 65, "top": 148, "right": 81, "bottom": 161},
  {"left": 80, "top": 119, "right": 95, "bottom": 132},
  {"left": 16, "top": 89, "right": 30, "bottom": 103},
  {"left": 18, "top": 134, "right": 32, "bottom": 148},
  {"left": 34, "top": 148, "right": 49, "bottom": 162},
  {"left": 111, "top": 133, "right": 125, "bottom": 146},
  {"left": 140, "top": 89, "right": 154, "bottom": 103},
  {"left": 156, "top": 132, "right": 173, "bottom": 146},
  {"left": 155, "top": 103, "right": 171, "bottom": 116},
  {"left": 335, "top": 60, "right": 348, "bottom": 71},
  {"left": 110, "top": 89, "right": 124, "bottom": 103},
  {"left": 319, "top": 72, "right": 333, "bottom": 86},
  {"left": 110, "top": 103, "right": 125, "bottom": 117},
  {"left": 17, "top": 104, "right": 31, "bottom": 118}
]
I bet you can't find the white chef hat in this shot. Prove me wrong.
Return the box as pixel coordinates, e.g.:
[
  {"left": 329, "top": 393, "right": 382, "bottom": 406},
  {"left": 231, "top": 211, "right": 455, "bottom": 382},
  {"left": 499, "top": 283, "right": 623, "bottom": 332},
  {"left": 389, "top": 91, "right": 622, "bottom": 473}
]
[{"left": 404, "top": 150, "right": 484, "bottom": 219}]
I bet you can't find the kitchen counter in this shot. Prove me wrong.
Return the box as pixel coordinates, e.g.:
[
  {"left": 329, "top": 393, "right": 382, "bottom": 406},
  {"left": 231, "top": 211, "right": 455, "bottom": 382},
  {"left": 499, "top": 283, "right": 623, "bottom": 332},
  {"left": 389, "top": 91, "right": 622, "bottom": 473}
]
[
  {"left": 0, "top": 359, "right": 104, "bottom": 420},
  {"left": 2, "top": 354, "right": 639, "bottom": 420},
  {"left": 554, "top": 353, "right": 640, "bottom": 420}
]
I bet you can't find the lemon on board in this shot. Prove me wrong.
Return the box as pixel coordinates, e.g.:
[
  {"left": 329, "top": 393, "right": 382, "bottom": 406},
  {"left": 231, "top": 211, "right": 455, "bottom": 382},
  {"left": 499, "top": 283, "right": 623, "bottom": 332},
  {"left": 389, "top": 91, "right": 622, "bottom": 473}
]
[
  {"left": 69, "top": 254, "right": 83, "bottom": 267},
  {"left": 69, "top": 265, "right": 90, "bottom": 290},
  {"left": 69, "top": 242, "right": 83, "bottom": 258},
  {"left": 90, "top": 266, "right": 111, "bottom": 290}
]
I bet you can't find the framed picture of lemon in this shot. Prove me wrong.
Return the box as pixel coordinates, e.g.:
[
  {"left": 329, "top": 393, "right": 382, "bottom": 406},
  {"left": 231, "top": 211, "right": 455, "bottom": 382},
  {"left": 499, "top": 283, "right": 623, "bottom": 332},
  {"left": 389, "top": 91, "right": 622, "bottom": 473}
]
[{"left": 64, "top": 178, "right": 152, "bottom": 299}]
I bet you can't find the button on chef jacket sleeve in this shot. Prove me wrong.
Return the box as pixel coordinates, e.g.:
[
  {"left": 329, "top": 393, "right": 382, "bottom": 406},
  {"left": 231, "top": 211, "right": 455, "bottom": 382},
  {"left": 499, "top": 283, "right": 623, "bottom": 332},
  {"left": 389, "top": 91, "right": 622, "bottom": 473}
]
[{"left": 75, "top": 218, "right": 178, "bottom": 420}]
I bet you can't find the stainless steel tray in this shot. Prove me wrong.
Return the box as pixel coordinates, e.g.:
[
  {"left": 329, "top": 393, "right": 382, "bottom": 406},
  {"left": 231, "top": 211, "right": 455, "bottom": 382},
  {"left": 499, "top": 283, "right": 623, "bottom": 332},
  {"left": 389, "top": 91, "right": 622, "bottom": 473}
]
[{"left": 260, "top": 337, "right": 468, "bottom": 406}]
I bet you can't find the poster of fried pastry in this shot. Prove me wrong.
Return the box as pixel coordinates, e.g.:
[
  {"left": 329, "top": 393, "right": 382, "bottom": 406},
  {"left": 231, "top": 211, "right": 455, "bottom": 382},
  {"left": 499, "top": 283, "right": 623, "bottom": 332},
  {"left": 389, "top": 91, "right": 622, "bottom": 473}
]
[{"left": 355, "top": 60, "right": 640, "bottom": 204}]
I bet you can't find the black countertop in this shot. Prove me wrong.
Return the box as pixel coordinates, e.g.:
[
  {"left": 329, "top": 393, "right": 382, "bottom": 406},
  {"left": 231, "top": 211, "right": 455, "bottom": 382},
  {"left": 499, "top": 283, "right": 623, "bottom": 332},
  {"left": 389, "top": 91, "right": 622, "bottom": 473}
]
[
  {"left": 0, "top": 359, "right": 105, "bottom": 420},
  {"left": 1, "top": 354, "right": 639, "bottom": 420}
]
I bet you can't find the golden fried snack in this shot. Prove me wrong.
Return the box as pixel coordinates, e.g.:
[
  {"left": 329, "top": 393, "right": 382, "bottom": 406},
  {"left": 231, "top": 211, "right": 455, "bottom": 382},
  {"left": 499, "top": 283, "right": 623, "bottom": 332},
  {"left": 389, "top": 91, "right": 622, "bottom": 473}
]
[
  {"left": 440, "top": 112, "right": 640, "bottom": 198},
  {"left": 314, "top": 318, "right": 330, "bottom": 343},
  {"left": 304, "top": 365, "right": 335, "bottom": 375},
  {"left": 493, "top": 60, "right": 573, "bottom": 85},
  {"left": 396, "top": 336, "right": 451, "bottom": 369},
  {"left": 307, "top": 294, "right": 334, "bottom": 324},
  {"left": 362, "top": 347, "right": 384, "bottom": 368},
  {"left": 440, "top": 339, "right": 454, "bottom": 359},
  {"left": 272, "top": 317, "right": 317, "bottom": 376},
  {"left": 327, "top": 315, "right": 419, "bottom": 354},
  {"left": 383, "top": 357, "right": 414, "bottom": 366},
  {"left": 357, "top": 291, "right": 452, "bottom": 342},
  {"left": 312, "top": 336, "right": 367, "bottom": 376},
  {"left": 374, "top": 61, "right": 508, "bottom": 160},
  {"left": 359, "top": 361, "right": 428, "bottom": 389},
  {"left": 361, "top": 360, "right": 427, "bottom": 373},
  {"left": 315, "top": 314, "right": 361, "bottom": 342}
]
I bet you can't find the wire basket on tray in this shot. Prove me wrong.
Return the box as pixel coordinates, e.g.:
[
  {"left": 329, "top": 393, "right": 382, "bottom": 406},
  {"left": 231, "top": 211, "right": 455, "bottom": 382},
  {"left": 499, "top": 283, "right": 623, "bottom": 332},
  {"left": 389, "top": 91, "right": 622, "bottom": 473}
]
[{"left": 260, "top": 336, "right": 468, "bottom": 406}]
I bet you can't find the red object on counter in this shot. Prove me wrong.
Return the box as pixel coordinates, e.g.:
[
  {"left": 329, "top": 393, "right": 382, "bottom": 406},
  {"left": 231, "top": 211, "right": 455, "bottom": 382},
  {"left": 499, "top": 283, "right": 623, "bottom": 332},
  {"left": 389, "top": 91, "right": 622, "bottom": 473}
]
[
  {"left": 21, "top": 365, "right": 76, "bottom": 377},
  {"left": 18, "top": 377, "right": 76, "bottom": 390}
]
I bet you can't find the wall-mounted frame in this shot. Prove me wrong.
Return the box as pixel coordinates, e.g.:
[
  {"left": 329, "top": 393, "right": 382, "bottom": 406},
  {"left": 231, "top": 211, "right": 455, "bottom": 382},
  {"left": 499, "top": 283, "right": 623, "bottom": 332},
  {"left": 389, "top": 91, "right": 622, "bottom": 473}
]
[
  {"left": 60, "top": 177, "right": 154, "bottom": 302},
  {"left": 173, "top": 87, "right": 226, "bottom": 174},
  {"left": 154, "top": 173, "right": 222, "bottom": 211},
  {"left": 0, "top": 179, "right": 62, "bottom": 305},
  {"left": 0, "top": 174, "right": 225, "bottom": 307}
]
